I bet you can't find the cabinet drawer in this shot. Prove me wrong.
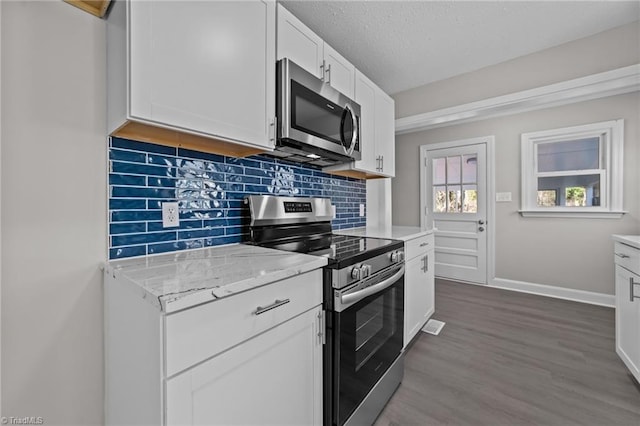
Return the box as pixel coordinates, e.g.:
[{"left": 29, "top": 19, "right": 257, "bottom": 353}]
[
  {"left": 614, "top": 242, "right": 640, "bottom": 275},
  {"left": 405, "top": 233, "right": 434, "bottom": 261},
  {"left": 164, "top": 269, "right": 323, "bottom": 377}
]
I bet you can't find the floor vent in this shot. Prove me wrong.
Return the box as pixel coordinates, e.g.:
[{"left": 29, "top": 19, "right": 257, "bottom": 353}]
[{"left": 422, "top": 319, "right": 445, "bottom": 335}]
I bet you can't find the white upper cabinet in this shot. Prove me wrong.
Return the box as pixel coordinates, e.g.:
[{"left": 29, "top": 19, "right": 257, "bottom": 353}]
[
  {"left": 276, "top": 3, "right": 394, "bottom": 178},
  {"left": 353, "top": 72, "right": 377, "bottom": 173},
  {"left": 375, "top": 90, "right": 396, "bottom": 177},
  {"left": 323, "top": 44, "right": 356, "bottom": 99},
  {"left": 277, "top": 4, "right": 355, "bottom": 98},
  {"left": 327, "top": 70, "right": 396, "bottom": 178},
  {"left": 276, "top": 4, "right": 323, "bottom": 79},
  {"left": 108, "top": 0, "right": 276, "bottom": 154}
]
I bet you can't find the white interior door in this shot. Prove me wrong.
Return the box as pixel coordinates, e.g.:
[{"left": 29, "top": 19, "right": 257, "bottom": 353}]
[{"left": 424, "top": 142, "right": 488, "bottom": 284}]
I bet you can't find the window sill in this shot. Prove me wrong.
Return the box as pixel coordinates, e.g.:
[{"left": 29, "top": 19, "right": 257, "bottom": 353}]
[{"left": 519, "top": 210, "right": 627, "bottom": 219}]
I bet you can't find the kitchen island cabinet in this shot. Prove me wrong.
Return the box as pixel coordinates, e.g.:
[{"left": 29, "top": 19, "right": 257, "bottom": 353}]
[
  {"left": 104, "top": 245, "right": 326, "bottom": 425},
  {"left": 107, "top": 0, "right": 276, "bottom": 156},
  {"left": 612, "top": 235, "right": 640, "bottom": 383}
]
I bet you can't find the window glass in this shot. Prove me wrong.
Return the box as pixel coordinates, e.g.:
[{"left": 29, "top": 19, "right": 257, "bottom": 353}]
[
  {"left": 447, "top": 187, "right": 461, "bottom": 212},
  {"left": 463, "top": 185, "right": 477, "bottom": 213},
  {"left": 447, "top": 156, "right": 461, "bottom": 184},
  {"left": 433, "top": 158, "right": 446, "bottom": 185},
  {"left": 537, "top": 174, "right": 601, "bottom": 207},
  {"left": 434, "top": 186, "right": 446, "bottom": 212},
  {"left": 537, "top": 137, "right": 599, "bottom": 172},
  {"left": 462, "top": 155, "right": 477, "bottom": 183}
]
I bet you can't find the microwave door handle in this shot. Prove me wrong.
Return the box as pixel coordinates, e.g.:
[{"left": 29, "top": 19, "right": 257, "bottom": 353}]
[
  {"left": 340, "top": 266, "right": 405, "bottom": 307},
  {"left": 340, "top": 104, "right": 358, "bottom": 156}
]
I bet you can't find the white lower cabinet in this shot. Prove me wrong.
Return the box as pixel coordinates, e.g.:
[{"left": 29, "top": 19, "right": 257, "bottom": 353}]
[
  {"left": 404, "top": 233, "right": 435, "bottom": 347},
  {"left": 614, "top": 240, "right": 640, "bottom": 382},
  {"left": 166, "top": 306, "right": 323, "bottom": 425},
  {"left": 105, "top": 269, "right": 323, "bottom": 425}
]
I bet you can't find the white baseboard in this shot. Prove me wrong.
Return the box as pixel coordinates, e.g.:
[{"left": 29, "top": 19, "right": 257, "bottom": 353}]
[{"left": 490, "top": 278, "right": 615, "bottom": 307}]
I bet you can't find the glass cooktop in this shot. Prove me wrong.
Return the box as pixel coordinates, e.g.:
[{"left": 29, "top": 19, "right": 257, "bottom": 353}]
[{"left": 263, "top": 234, "right": 403, "bottom": 269}]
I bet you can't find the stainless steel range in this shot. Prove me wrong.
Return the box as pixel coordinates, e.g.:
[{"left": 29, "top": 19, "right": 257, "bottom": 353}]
[{"left": 246, "top": 195, "right": 405, "bottom": 426}]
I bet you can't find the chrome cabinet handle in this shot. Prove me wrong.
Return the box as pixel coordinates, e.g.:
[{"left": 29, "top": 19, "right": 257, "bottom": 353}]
[
  {"left": 425, "top": 254, "right": 429, "bottom": 272},
  {"left": 419, "top": 242, "right": 429, "bottom": 247},
  {"left": 325, "top": 63, "right": 331, "bottom": 84},
  {"left": 320, "top": 60, "right": 325, "bottom": 82},
  {"left": 630, "top": 278, "right": 640, "bottom": 302},
  {"left": 381, "top": 155, "right": 384, "bottom": 172},
  {"left": 615, "top": 253, "right": 630, "bottom": 259},
  {"left": 253, "top": 298, "right": 290, "bottom": 315}
]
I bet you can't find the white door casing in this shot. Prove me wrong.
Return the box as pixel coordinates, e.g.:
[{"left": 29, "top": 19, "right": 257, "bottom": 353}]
[{"left": 420, "top": 137, "right": 495, "bottom": 285}]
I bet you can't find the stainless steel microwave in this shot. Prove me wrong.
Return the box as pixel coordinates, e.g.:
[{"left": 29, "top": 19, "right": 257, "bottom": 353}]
[{"left": 275, "top": 58, "right": 361, "bottom": 167}]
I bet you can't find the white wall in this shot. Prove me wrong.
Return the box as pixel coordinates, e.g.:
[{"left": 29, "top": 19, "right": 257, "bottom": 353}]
[
  {"left": 392, "top": 22, "right": 640, "bottom": 297},
  {"left": 1, "top": 1, "right": 106, "bottom": 424}
]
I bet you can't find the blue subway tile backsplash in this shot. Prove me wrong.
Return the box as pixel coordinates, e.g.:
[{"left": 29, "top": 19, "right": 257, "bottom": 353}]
[{"left": 108, "top": 137, "right": 366, "bottom": 259}]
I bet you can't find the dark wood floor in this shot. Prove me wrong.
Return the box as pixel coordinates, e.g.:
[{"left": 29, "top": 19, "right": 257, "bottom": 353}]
[{"left": 375, "top": 279, "right": 640, "bottom": 426}]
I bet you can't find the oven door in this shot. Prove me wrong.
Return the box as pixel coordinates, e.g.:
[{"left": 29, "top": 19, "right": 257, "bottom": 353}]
[
  {"left": 330, "top": 265, "right": 404, "bottom": 426},
  {"left": 278, "top": 58, "right": 361, "bottom": 161}
]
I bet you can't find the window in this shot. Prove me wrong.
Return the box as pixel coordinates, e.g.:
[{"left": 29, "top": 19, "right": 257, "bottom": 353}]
[
  {"left": 432, "top": 154, "right": 477, "bottom": 213},
  {"left": 520, "top": 120, "right": 624, "bottom": 218}
]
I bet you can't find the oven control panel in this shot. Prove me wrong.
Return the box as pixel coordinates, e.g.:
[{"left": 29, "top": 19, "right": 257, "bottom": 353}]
[{"left": 283, "top": 201, "right": 313, "bottom": 213}]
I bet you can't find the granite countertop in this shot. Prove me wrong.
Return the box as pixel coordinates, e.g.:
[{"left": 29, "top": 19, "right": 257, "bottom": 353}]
[
  {"left": 612, "top": 235, "right": 640, "bottom": 250},
  {"left": 104, "top": 244, "right": 328, "bottom": 313},
  {"left": 336, "top": 225, "right": 433, "bottom": 241}
]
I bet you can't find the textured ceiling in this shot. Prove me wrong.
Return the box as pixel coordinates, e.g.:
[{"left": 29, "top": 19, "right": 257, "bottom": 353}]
[{"left": 279, "top": 1, "right": 640, "bottom": 94}]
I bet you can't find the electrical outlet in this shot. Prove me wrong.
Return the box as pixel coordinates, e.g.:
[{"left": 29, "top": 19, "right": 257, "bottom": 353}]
[
  {"left": 162, "top": 202, "right": 180, "bottom": 228},
  {"left": 359, "top": 203, "right": 365, "bottom": 217},
  {"left": 331, "top": 205, "right": 337, "bottom": 219}
]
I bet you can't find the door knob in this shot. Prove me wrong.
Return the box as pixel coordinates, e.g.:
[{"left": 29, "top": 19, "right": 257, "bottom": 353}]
[
  {"left": 478, "top": 220, "right": 485, "bottom": 225},
  {"left": 479, "top": 226, "right": 485, "bottom": 232}
]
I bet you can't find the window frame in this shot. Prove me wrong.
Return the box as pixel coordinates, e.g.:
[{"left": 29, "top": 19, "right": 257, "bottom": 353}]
[{"left": 520, "top": 119, "right": 625, "bottom": 218}]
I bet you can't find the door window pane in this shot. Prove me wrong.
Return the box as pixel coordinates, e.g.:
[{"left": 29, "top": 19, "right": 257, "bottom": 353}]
[
  {"left": 463, "top": 185, "right": 477, "bottom": 213},
  {"left": 462, "top": 155, "right": 477, "bottom": 184},
  {"left": 434, "top": 186, "right": 446, "bottom": 212},
  {"left": 447, "top": 187, "right": 461, "bottom": 212},
  {"left": 447, "top": 156, "right": 461, "bottom": 184},
  {"left": 537, "top": 137, "right": 600, "bottom": 172},
  {"left": 433, "top": 158, "right": 446, "bottom": 185}
]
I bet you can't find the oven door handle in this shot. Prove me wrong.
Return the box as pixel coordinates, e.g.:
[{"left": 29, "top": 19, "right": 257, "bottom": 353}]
[{"left": 340, "top": 266, "right": 405, "bottom": 307}]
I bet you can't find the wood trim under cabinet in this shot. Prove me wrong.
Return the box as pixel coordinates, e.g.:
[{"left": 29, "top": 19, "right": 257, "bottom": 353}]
[
  {"left": 64, "top": 0, "right": 111, "bottom": 18},
  {"left": 112, "top": 121, "right": 266, "bottom": 158},
  {"left": 324, "top": 169, "right": 388, "bottom": 180}
]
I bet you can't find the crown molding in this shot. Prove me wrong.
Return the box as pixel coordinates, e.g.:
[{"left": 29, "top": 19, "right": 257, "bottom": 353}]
[{"left": 395, "top": 64, "right": 640, "bottom": 135}]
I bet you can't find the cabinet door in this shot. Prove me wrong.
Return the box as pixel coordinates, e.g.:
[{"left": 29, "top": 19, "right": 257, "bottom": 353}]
[
  {"left": 425, "top": 249, "right": 435, "bottom": 319},
  {"left": 404, "top": 254, "right": 430, "bottom": 347},
  {"left": 166, "top": 306, "right": 323, "bottom": 426},
  {"left": 276, "top": 4, "right": 323, "bottom": 79},
  {"left": 615, "top": 265, "right": 640, "bottom": 381},
  {"left": 130, "top": 0, "right": 275, "bottom": 149},
  {"left": 323, "top": 43, "right": 356, "bottom": 98},
  {"left": 353, "top": 70, "right": 377, "bottom": 172},
  {"left": 375, "top": 90, "right": 395, "bottom": 177}
]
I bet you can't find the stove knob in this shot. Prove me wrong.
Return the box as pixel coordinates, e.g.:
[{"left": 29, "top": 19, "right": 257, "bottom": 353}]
[
  {"left": 390, "top": 251, "right": 400, "bottom": 263},
  {"left": 362, "top": 264, "right": 372, "bottom": 278},
  {"left": 351, "top": 266, "right": 361, "bottom": 280}
]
